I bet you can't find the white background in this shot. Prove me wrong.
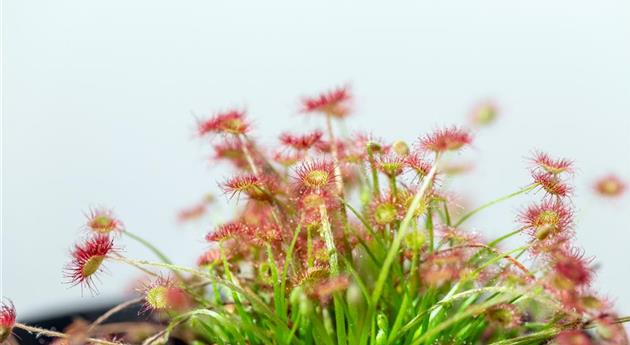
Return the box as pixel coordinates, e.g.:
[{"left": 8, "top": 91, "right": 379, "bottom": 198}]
[{"left": 2, "top": 0, "right": 630, "bottom": 320}]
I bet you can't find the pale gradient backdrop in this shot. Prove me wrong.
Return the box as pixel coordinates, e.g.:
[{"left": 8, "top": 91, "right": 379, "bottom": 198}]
[{"left": 2, "top": 0, "right": 630, "bottom": 320}]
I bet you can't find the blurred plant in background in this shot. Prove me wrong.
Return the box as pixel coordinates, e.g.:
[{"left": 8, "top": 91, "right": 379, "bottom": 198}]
[{"left": 2, "top": 86, "right": 629, "bottom": 345}]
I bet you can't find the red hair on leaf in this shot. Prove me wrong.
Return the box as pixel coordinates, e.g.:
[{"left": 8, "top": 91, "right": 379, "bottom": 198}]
[
  {"left": 222, "top": 174, "right": 277, "bottom": 202},
  {"left": 530, "top": 151, "right": 574, "bottom": 175},
  {"left": 519, "top": 200, "right": 573, "bottom": 243},
  {"left": 301, "top": 85, "right": 352, "bottom": 118},
  {"left": 84, "top": 207, "right": 124, "bottom": 235},
  {"left": 280, "top": 130, "right": 324, "bottom": 151},
  {"left": 532, "top": 171, "right": 572, "bottom": 198},
  {"left": 0, "top": 300, "right": 16, "bottom": 343},
  {"left": 65, "top": 234, "right": 116, "bottom": 292},
  {"left": 197, "top": 109, "right": 249, "bottom": 136},
  {"left": 206, "top": 222, "right": 251, "bottom": 242},
  {"left": 419, "top": 126, "right": 472, "bottom": 153},
  {"left": 293, "top": 160, "right": 336, "bottom": 195},
  {"left": 140, "top": 276, "right": 191, "bottom": 313}
]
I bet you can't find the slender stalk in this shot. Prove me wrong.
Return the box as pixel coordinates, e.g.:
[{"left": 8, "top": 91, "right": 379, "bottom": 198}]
[
  {"left": 14, "top": 323, "right": 127, "bottom": 345},
  {"left": 239, "top": 133, "right": 287, "bottom": 233},
  {"left": 442, "top": 200, "right": 451, "bottom": 226},
  {"left": 426, "top": 206, "right": 434, "bottom": 253},
  {"left": 411, "top": 295, "right": 513, "bottom": 345},
  {"left": 611, "top": 316, "right": 630, "bottom": 324},
  {"left": 488, "top": 328, "right": 562, "bottom": 345},
  {"left": 363, "top": 155, "right": 439, "bottom": 345},
  {"left": 241, "top": 134, "right": 282, "bottom": 179},
  {"left": 333, "top": 296, "right": 347, "bottom": 345},
  {"left": 111, "top": 256, "right": 208, "bottom": 279},
  {"left": 391, "top": 287, "right": 517, "bottom": 343},
  {"left": 471, "top": 245, "right": 531, "bottom": 277},
  {"left": 371, "top": 155, "right": 440, "bottom": 306},
  {"left": 115, "top": 257, "right": 293, "bottom": 337},
  {"left": 389, "top": 176, "right": 398, "bottom": 200},
  {"left": 218, "top": 244, "right": 256, "bottom": 344},
  {"left": 436, "top": 243, "right": 533, "bottom": 278},
  {"left": 429, "top": 282, "right": 461, "bottom": 322},
  {"left": 238, "top": 134, "right": 260, "bottom": 175},
  {"left": 123, "top": 230, "right": 174, "bottom": 265},
  {"left": 87, "top": 322, "right": 161, "bottom": 336},
  {"left": 210, "top": 270, "right": 222, "bottom": 305},
  {"left": 121, "top": 230, "right": 189, "bottom": 282},
  {"left": 325, "top": 114, "right": 345, "bottom": 197},
  {"left": 266, "top": 244, "right": 285, "bottom": 323},
  {"left": 319, "top": 202, "right": 339, "bottom": 275},
  {"left": 110, "top": 252, "right": 159, "bottom": 277},
  {"left": 87, "top": 297, "right": 144, "bottom": 334},
  {"left": 454, "top": 184, "right": 537, "bottom": 227},
  {"left": 487, "top": 227, "right": 527, "bottom": 247},
  {"left": 489, "top": 315, "right": 630, "bottom": 345},
  {"left": 324, "top": 113, "right": 350, "bottom": 237},
  {"left": 307, "top": 226, "right": 314, "bottom": 269},
  {"left": 281, "top": 224, "right": 303, "bottom": 313},
  {"left": 367, "top": 143, "right": 381, "bottom": 198},
  {"left": 388, "top": 291, "right": 410, "bottom": 344},
  {"left": 286, "top": 314, "right": 302, "bottom": 344}
]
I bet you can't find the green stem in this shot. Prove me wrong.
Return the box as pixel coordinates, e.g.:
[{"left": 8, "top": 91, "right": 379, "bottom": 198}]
[
  {"left": 281, "top": 224, "right": 302, "bottom": 292},
  {"left": 609, "top": 316, "right": 630, "bottom": 324},
  {"left": 454, "top": 184, "right": 537, "bottom": 228},
  {"left": 367, "top": 144, "right": 381, "bottom": 198},
  {"left": 389, "top": 176, "right": 398, "bottom": 200},
  {"left": 115, "top": 255, "right": 295, "bottom": 335},
  {"left": 411, "top": 295, "right": 513, "bottom": 345},
  {"left": 112, "top": 255, "right": 207, "bottom": 278},
  {"left": 241, "top": 134, "right": 282, "bottom": 179},
  {"left": 513, "top": 247, "right": 527, "bottom": 260},
  {"left": 211, "top": 270, "right": 222, "bottom": 305},
  {"left": 388, "top": 292, "right": 410, "bottom": 344},
  {"left": 391, "top": 287, "right": 513, "bottom": 343},
  {"left": 267, "top": 244, "right": 285, "bottom": 323},
  {"left": 238, "top": 134, "right": 260, "bottom": 175},
  {"left": 426, "top": 206, "right": 434, "bottom": 253},
  {"left": 307, "top": 226, "right": 314, "bottom": 269},
  {"left": 471, "top": 245, "right": 530, "bottom": 277},
  {"left": 487, "top": 227, "right": 526, "bottom": 247},
  {"left": 219, "top": 243, "right": 256, "bottom": 343},
  {"left": 325, "top": 114, "right": 345, "bottom": 197},
  {"left": 488, "top": 328, "right": 561, "bottom": 345},
  {"left": 371, "top": 154, "right": 440, "bottom": 306},
  {"left": 324, "top": 114, "right": 352, "bottom": 256},
  {"left": 123, "top": 230, "right": 173, "bottom": 264},
  {"left": 333, "top": 296, "right": 347, "bottom": 345},
  {"left": 239, "top": 134, "right": 289, "bottom": 237},
  {"left": 319, "top": 203, "right": 339, "bottom": 275},
  {"left": 442, "top": 201, "right": 451, "bottom": 227}
]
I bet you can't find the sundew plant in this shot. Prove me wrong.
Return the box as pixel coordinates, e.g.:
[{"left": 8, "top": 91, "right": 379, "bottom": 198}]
[{"left": 2, "top": 86, "right": 629, "bottom": 345}]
